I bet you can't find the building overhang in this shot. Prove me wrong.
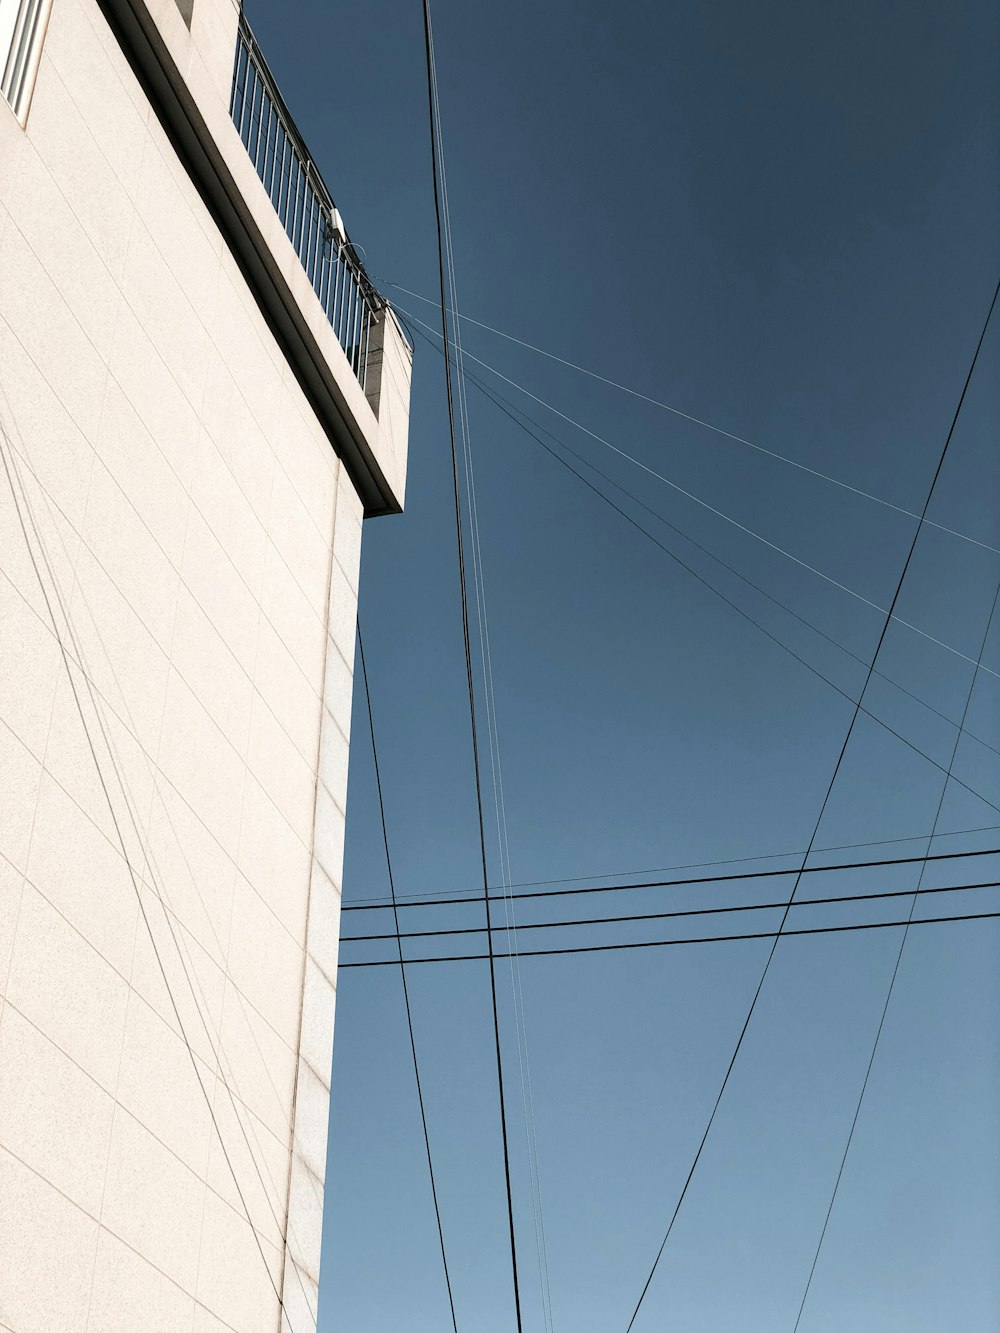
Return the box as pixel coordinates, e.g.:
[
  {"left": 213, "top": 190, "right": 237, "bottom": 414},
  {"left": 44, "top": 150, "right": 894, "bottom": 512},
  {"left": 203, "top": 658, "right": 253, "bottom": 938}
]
[{"left": 97, "top": 0, "right": 410, "bottom": 517}]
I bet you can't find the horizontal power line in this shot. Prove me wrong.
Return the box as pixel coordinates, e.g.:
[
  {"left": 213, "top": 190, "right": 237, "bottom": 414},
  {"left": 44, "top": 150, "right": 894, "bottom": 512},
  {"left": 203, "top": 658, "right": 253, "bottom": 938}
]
[
  {"left": 340, "top": 878, "right": 999, "bottom": 944},
  {"left": 390, "top": 284, "right": 1000, "bottom": 559},
  {"left": 339, "top": 908, "right": 1000, "bottom": 969},
  {"left": 341, "top": 845, "right": 1000, "bottom": 914},
  {"left": 343, "top": 822, "right": 1000, "bottom": 908}
]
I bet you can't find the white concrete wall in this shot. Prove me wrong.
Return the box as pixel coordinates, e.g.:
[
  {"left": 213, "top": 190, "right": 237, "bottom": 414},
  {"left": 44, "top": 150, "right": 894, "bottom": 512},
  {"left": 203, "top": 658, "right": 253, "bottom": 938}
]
[{"left": 0, "top": 0, "right": 383, "bottom": 1328}]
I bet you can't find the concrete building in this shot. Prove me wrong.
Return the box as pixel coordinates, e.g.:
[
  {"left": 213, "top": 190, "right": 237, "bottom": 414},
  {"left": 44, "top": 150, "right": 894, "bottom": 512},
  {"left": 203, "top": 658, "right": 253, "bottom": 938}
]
[{"left": 0, "top": 0, "right": 411, "bottom": 1328}]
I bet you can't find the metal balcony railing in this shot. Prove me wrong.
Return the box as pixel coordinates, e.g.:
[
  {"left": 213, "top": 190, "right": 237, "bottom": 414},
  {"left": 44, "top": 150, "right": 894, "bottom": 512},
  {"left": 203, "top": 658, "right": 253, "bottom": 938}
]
[{"left": 229, "top": 16, "right": 381, "bottom": 391}]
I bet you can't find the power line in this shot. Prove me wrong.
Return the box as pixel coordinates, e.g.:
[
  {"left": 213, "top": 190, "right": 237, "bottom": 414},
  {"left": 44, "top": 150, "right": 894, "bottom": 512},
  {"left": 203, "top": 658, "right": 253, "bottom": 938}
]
[
  {"left": 357, "top": 629, "right": 460, "bottom": 1330},
  {"left": 340, "top": 845, "right": 1000, "bottom": 915},
  {"left": 419, "top": 2, "right": 524, "bottom": 1326},
  {"left": 400, "top": 305, "right": 1000, "bottom": 686},
  {"left": 399, "top": 323, "right": 1000, "bottom": 824},
  {"left": 791, "top": 575, "right": 1000, "bottom": 1331},
  {"left": 342, "top": 822, "right": 1000, "bottom": 907},
  {"left": 389, "top": 283, "right": 1000, "bottom": 561},
  {"left": 440, "top": 343, "right": 1000, "bottom": 765},
  {"left": 621, "top": 271, "right": 1000, "bottom": 1332},
  {"left": 338, "top": 907, "right": 1000, "bottom": 969},
  {"left": 340, "top": 878, "right": 1000, "bottom": 945}
]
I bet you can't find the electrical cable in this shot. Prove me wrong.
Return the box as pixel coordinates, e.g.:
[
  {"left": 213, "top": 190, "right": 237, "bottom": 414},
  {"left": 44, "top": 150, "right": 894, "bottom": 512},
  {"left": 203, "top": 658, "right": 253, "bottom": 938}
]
[
  {"left": 342, "top": 823, "right": 1000, "bottom": 908},
  {"left": 340, "top": 845, "right": 1000, "bottom": 915},
  {"left": 400, "top": 306, "right": 1000, "bottom": 685},
  {"left": 388, "top": 283, "right": 1000, "bottom": 561},
  {"left": 399, "top": 323, "right": 1000, "bottom": 823},
  {"left": 437, "top": 342, "right": 999, "bottom": 766},
  {"left": 340, "top": 878, "right": 1000, "bottom": 945},
  {"left": 357, "top": 628, "right": 460, "bottom": 1331},
  {"left": 420, "top": 2, "right": 525, "bottom": 1325},
  {"left": 338, "top": 907, "right": 1000, "bottom": 968},
  {"left": 790, "top": 575, "right": 1000, "bottom": 1331},
  {"left": 621, "top": 270, "right": 1000, "bottom": 1332}
]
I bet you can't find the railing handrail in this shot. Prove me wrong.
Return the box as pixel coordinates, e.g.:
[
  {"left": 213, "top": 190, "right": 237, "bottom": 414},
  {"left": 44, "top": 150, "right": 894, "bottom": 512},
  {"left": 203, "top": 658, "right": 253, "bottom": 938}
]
[{"left": 230, "top": 13, "right": 386, "bottom": 389}]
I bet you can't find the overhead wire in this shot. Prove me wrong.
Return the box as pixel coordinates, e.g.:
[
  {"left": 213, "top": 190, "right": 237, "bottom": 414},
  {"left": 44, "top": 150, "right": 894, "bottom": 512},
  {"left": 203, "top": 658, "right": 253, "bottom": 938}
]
[
  {"left": 399, "top": 306, "right": 1000, "bottom": 685},
  {"left": 426, "top": 43, "right": 555, "bottom": 1328},
  {"left": 791, "top": 574, "right": 1000, "bottom": 1331},
  {"left": 341, "top": 822, "right": 1000, "bottom": 908},
  {"left": 396, "top": 321, "right": 1000, "bottom": 826},
  {"left": 620, "top": 270, "right": 1000, "bottom": 1332},
  {"left": 340, "top": 845, "right": 1000, "bottom": 915},
  {"left": 419, "top": 2, "right": 525, "bottom": 1325},
  {"left": 340, "top": 877, "right": 1000, "bottom": 946},
  {"left": 338, "top": 907, "right": 1000, "bottom": 969},
  {"left": 357, "top": 627, "right": 460, "bottom": 1331},
  {"left": 389, "top": 283, "right": 1000, "bottom": 560}
]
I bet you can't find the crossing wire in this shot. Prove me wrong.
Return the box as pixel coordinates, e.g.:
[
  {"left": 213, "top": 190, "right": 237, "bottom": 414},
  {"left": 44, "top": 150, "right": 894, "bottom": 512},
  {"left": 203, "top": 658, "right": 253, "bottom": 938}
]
[
  {"left": 419, "top": 1, "right": 525, "bottom": 1326},
  {"left": 342, "top": 823, "right": 1000, "bottom": 908},
  {"left": 339, "top": 877, "right": 1000, "bottom": 946},
  {"left": 400, "top": 321, "right": 1000, "bottom": 817},
  {"left": 388, "top": 283, "right": 1000, "bottom": 560},
  {"left": 399, "top": 306, "right": 1000, "bottom": 685},
  {"left": 791, "top": 574, "right": 1000, "bottom": 1330},
  {"left": 338, "top": 907, "right": 1000, "bottom": 968},
  {"left": 620, "top": 271, "right": 1000, "bottom": 1331},
  {"left": 357, "top": 628, "right": 459, "bottom": 1331},
  {"left": 340, "top": 846, "right": 1000, "bottom": 916}
]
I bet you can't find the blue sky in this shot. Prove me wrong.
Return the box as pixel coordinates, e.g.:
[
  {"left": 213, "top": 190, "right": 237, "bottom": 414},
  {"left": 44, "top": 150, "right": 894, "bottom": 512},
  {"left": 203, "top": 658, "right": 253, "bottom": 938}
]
[{"left": 247, "top": 2, "right": 999, "bottom": 1328}]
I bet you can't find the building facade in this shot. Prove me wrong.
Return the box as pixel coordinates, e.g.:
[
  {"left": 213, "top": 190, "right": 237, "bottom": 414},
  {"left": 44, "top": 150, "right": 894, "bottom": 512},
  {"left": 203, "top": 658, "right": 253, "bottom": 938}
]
[{"left": 0, "top": 0, "right": 411, "bottom": 1328}]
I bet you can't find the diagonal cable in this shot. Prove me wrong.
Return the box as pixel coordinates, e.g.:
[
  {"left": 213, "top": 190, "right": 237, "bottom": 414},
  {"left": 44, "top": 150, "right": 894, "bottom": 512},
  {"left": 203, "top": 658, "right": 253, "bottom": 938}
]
[
  {"left": 791, "top": 575, "right": 1000, "bottom": 1331},
  {"left": 419, "top": 1, "right": 525, "bottom": 1325},
  {"left": 621, "top": 270, "right": 1000, "bottom": 1332},
  {"left": 357, "top": 627, "right": 460, "bottom": 1331}
]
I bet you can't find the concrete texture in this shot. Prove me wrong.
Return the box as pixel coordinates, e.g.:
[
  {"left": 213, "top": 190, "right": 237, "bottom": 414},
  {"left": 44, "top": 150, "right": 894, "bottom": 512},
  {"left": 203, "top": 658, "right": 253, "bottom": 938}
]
[{"left": 0, "top": 0, "right": 410, "bottom": 1328}]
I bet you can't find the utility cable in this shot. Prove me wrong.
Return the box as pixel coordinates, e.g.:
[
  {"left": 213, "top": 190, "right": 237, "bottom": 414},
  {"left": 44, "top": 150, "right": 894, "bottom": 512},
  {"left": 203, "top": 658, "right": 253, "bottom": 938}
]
[
  {"left": 358, "top": 628, "right": 460, "bottom": 1331},
  {"left": 339, "top": 907, "right": 1000, "bottom": 969},
  {"left": 420, "top": 2, "right": 525, "bottom": 1325},
  {"left": 342, "top": 823, "right": 1000, "bottom": 908},
  {"left": 397, "top": 323, "right": 1000, "bottom": 820},
  {"left": 340, "top": 878, "right": 1000, "bottom": 945},
  {"left": 400, "top": 306, "right": 1000, "bottom": 685},
  {"left": 436, "top": 343, "right": 999, "bottom": 765},
  {"left": 340, "top": 845, "right": 1000, "bottom": 915},
  {"left": 621, "top": 271, "right": 1000, "bottom": 1332},
  {"left": 791, "top": 576, "right": 1000, "bottom": 1331},
  {"left": 400, "top": 325, "right": 1000, "bottom": 824},
  {"left": 389, "top": 284, "right": 1000, "bottom": 560}
]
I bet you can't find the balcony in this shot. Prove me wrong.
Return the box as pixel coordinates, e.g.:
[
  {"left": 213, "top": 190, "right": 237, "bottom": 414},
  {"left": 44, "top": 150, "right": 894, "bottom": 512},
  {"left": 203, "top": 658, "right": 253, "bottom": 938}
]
[{"left": 229, "top": 15, "right": 381, "bottom": 391}]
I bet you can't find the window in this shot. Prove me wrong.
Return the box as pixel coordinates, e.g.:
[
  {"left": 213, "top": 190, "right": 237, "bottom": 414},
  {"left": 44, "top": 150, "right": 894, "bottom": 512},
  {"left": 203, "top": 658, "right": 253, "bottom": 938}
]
[{"left": 0, "top": 0, "right": 52, "bottom": 124}]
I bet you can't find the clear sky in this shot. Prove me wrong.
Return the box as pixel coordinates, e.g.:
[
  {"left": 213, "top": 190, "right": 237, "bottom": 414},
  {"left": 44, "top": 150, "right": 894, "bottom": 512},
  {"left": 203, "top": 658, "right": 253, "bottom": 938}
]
[{"left": 247, "top": 2, "right": 999, "bottom": 1328}]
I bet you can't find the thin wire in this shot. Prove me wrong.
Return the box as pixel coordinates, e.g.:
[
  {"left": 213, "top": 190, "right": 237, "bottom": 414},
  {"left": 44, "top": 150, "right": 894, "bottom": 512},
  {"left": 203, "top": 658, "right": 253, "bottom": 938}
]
[
  {"left": 340, "top": 846, "right": 1000, "bottom": 916},
  {"left": 442, "top": 346, "right": 1000, "bottom": 765},
  {"left": 622, "top": 271, "right": 1000, "bottom": 1332},
  {"left": 342, "top": 824, "right": 1000, "bottom": 908},
  {"left": 389, "top": 284, "right": 1000, "bottom": 560},
  {"left": 340, "top": 878, "right": 1000, "bottom": 944},
  {"left": 791, "top": 576, "right": 1000, "bottom": 1331},
  {"left": 357, "top": 628, "right": 460, "bottom": 1331},
  {"left": 407, "top": 332, "right": 1000, "bottom": 826},
  {"left": 339, "top": 908, "right": 1000, "bottom": 968},
  {"left": 420, "top": 2, "right": 524, "bottom": 1325},
  {"left": 400, "top": 306, "right": 1000, "bottom": 685},
  {"left": 429, "top": 58, "right": 554, "bottom": 1332}
]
